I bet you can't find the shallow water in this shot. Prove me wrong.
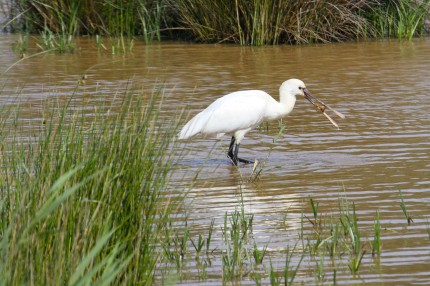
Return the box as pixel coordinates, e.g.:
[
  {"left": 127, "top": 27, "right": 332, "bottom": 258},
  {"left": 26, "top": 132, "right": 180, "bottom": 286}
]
[{"left": 1, "top": 35, "right": 429, "bottom": 284}]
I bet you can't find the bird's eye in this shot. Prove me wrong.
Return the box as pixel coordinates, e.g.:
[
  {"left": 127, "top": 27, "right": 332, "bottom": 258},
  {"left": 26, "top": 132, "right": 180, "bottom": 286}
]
[{"left": 298, "top": 86, "right": 303, "bottom": 90}]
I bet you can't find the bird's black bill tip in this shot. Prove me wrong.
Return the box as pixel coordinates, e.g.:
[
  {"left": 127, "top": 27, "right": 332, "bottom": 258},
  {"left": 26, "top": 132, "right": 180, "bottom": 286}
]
[{"left": 303, "top": 88, "right": 324, "bottom": 110}]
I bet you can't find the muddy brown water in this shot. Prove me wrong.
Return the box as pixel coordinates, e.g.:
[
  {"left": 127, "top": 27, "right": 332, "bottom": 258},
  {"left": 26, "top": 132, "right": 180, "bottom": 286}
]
[{"left": 1, "top": 35, "right": 429, "bottom": 284}]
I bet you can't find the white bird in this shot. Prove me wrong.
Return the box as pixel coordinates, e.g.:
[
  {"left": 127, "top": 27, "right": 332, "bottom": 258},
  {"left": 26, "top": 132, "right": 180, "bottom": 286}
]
[{"left": 179, "top": 79, "right": 344, "bottom": 165}]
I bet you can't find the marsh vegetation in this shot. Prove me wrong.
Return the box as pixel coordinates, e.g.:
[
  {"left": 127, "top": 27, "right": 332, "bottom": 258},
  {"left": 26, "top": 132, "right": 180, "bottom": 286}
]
[
  {"left": 2, "top": 0, "right": 430, "bottom": 48},
  {"left": 0, "top": 86, "right": 184, "bottom": 284},
  {"left": 0, "top": 1, "right": 429, "bottom": 284}
]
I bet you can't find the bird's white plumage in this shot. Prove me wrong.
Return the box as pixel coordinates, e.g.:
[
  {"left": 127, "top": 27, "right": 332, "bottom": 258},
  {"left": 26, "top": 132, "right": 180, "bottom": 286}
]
[
  {"left": 179, "top": 79, "right": 304, "bottom": 144},
  {"left": 179, "top": 91, "right": 268, "bottom": 141},
  {"left": 179, "top": 79, "right": 345, "bottom": 165}
]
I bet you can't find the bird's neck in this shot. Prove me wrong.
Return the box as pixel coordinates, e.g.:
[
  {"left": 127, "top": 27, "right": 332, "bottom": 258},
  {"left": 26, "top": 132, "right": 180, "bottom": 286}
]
[
  {"left": 278, "top": 92, "right": 296, "bottom": 116},
  {"left": 265, "top": 92, "right": 296, "bottom": 121}
]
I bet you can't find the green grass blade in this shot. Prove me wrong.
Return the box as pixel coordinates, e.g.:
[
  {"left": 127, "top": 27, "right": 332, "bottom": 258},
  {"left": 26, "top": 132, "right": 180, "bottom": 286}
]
[{"left": 69, "top": 229, "right": 116, "bottom": 286}]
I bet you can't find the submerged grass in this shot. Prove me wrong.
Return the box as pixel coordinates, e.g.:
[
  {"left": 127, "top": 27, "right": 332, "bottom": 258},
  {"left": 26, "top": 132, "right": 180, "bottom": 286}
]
[
  {"left": 162, "top": 191, "right": 419, "bottom": 284},
  {"left": 372, "top": 210, "right": 382, "bottom": 256},
  {"left": 0, "top": 84, "right": 184, "bottom": 284},
  {"left": 11, "top": 33, "right": 29, "bottom": 54},
  {"left": 221, "top": 203, "right": 254, "bottom": 281},
  {"left": 399, "top": 189, "right": 413, "bottom": 225},
  {"left": 37, "top": 24, "right": 75, "bottom": 53}
]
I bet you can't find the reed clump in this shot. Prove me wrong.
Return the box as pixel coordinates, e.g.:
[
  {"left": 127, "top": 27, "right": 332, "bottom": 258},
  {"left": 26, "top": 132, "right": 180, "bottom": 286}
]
[
  {"left": 170, "top": 0, "right": 370, "bottom": 45},
  {"left": 2, "top": 0, "right": 429, "bottom": 46},
  {"left": 3, "top": 0, "right": 165, "bottom": 42},
  {"left": 364, "top": 0, "right": 430, "bottom": 40},
  {"left": 0, "top": 85, "right": 183, "bottom": 284}
]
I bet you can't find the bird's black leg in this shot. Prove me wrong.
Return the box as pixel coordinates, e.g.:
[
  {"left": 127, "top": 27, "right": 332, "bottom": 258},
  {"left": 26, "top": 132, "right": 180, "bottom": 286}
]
[
  {"left": 234, "top": 143, "right": 254, "bottom": 164},
  {"left": 227, "top": 136, "right": 238, "bottom": 165},
  {"left": 227, "top": 136, "right": 235, "bottom": 160},
  {"left": 227, "top": 136, "right": 253, "bottom": 165}
]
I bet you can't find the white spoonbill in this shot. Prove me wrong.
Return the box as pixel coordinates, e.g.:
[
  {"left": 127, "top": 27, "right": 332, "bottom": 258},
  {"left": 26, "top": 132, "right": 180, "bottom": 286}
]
[{"left": 179, "top": 79, "right": 344, "bottom": 165}]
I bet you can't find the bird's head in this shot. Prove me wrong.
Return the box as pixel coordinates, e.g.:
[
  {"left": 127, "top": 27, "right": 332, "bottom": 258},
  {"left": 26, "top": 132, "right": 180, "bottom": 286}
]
[
  {"left": 281, "top": 78, "right": 345, "bottom": 128},
  {"left": 281, "top": 78, "right": 311, "bottom": 100}
]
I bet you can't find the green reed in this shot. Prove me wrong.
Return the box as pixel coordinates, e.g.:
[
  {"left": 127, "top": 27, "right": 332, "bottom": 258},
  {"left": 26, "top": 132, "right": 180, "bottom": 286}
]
[
  {"left": 426, "top": 221, "right": 430, "bottom": 241},
  {"left": 0, "top": 84, "right": 184, "bottom": 285},
  {"left": 253, "top": 242, "right": 268, "bottom": 265},
  {"left": 11, "top": 33, "right": 29, "bottom": 55},
  {"left": 4, "top": 0, "right": 165, "bottom": 43},
  {"left": 137, "top": 0, "right": 165, "bottom": 43},
  {"left": 264, "top": 243, "right": 304, "bottom": 286},
  {"left": 309, "top": 197, "right": 319, "bottom": 224},
  {"left": 190, "top": 219, "right": 214, "bottom": 258},
  {"left": 171, "top": 0, "right": 369, "bottom": 45},
  {"left": 372, "top": 210, "right": 382, "bottom": 256},
  {"left": 283, "top": 242, "right": 305, "bottom": 285},
  {"left": 314, "top": 247, "right": 326, "bottom": 282},
  {"left": 221, "top": 207, "right": 254, "bottom": 281},
  {"left": 24, "top": 1, "right": 79, "bottom": 53},
  {"left": 37, "top": 24, "right": 75, "bottom": 53},
  {"left": 399, "top": 189, "right": 413, "bottom": 225},
  {"left": 365, "top": 0, "right": 430, "bottom": 40},
  {"left": 299, "top": 196, "right": 370, "bottom": 279},
  {"left": 338, "top": 199, "right": 365, "bottom": 274}
]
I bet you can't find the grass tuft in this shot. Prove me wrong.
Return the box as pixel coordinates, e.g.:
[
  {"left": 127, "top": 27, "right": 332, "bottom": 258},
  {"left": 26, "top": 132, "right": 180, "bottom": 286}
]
[
  {"left": 0, "top": 83, "right": 184, "bottom": 284},
  {"left": 372, "top": 210, "right": 382, "bottom": 256},
  {"left": 399, "top": 189, "right": 413, "bottom": 225},
  {"left": 364, "top": 0, "right": 430, "bottom": 40}
]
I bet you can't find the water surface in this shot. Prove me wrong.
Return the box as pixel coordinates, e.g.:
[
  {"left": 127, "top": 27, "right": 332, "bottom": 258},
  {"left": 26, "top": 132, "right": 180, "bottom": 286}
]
[{"left": 1, "top": 36, "right": 429, "bottom": 284}]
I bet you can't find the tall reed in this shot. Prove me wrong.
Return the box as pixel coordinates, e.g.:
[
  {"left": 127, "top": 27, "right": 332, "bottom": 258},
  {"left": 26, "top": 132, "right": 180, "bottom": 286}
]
[
  {"left": 365, "top": 0, "right": 430, "bottom": 40},
  {"left": 170, "top": 0, "right": 370, "bottom": 45},
  {"left": 0, "top": 84, "right": 184, "bottom": 284},
  {"left": 3, "top": 0, "right": 166, "bottom": 42}
]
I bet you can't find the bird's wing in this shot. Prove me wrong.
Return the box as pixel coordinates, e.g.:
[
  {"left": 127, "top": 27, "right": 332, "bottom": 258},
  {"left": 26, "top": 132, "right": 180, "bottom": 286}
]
[
  {"left": 198, "top": 91, "right": 269, "bottom": 135},
  {"left": 179, "top": 90, "right": 270, "bottom": 139}
]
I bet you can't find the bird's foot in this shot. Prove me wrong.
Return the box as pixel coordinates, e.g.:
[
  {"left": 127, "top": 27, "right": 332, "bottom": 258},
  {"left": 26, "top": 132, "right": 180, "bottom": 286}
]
[
  {"left": 237, "top": 157, "right": 254, "bottom": 164},
  {"left": 228, "top": 156, "right": 254, "bottom": 166}
]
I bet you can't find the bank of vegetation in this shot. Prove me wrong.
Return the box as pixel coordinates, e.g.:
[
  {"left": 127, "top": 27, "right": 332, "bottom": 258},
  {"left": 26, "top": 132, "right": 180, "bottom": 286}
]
[{"left": 1, "top": 0, "right": 430, "bottom": 46}]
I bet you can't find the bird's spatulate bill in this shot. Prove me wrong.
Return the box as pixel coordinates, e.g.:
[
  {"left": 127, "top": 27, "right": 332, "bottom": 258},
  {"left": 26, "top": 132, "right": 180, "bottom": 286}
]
[{"left": 303, "top": 88, "right": 345, "bottom": 129}]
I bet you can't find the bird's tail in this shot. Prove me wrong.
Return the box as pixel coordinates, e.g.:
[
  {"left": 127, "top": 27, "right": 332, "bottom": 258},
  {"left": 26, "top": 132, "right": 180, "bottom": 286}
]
[
  {"left": 178, "top": 113, "right": 203, "bottom": 139},
  {"left": 178, "top": 124, "right": 193, "bottom": 139}
]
